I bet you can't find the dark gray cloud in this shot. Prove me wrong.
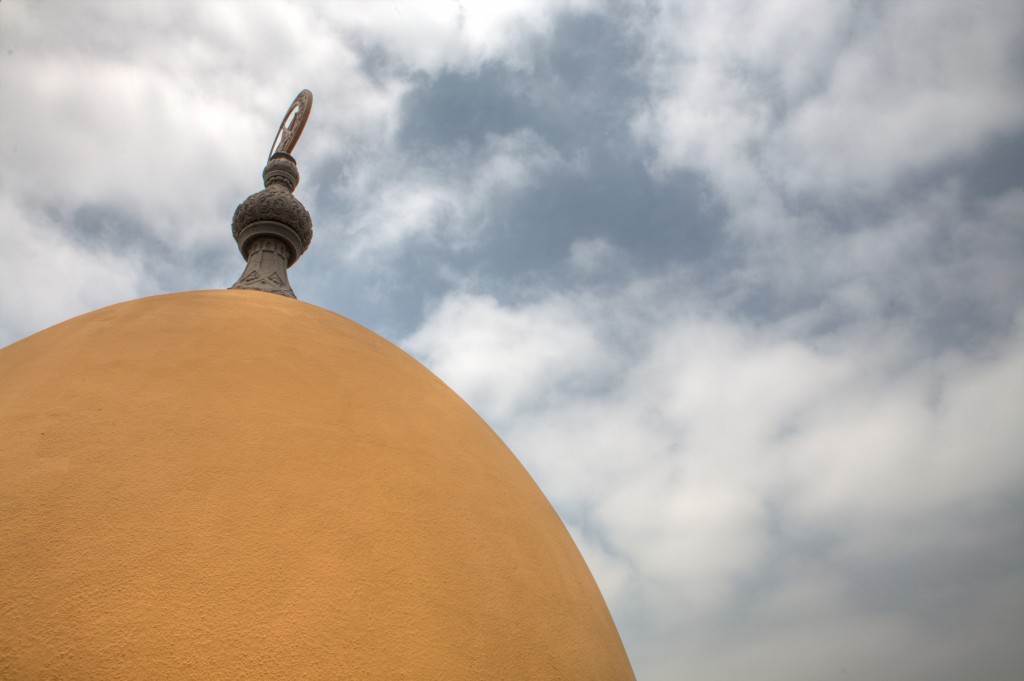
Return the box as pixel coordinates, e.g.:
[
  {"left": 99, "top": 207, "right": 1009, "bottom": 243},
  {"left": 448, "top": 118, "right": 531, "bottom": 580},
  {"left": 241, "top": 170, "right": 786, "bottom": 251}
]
[
  {"left": 315, "top": 9, "right": 728, "bottom": 333},
  {"left": 964, "top": 130, "right": 1024, "bottom": 200},
  {"left": 60, "top": 202, "right": 239, "bottom": 296},
  {"left": 398, "top": 11, "right": 647, "bottom": 154}
]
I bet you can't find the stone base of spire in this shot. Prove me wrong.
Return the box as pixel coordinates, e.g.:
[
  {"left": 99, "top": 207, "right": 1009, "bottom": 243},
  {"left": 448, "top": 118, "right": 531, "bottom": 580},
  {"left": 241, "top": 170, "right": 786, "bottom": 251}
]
[{"left": 230, "top": 237, "right": 296, "bottom": 298}]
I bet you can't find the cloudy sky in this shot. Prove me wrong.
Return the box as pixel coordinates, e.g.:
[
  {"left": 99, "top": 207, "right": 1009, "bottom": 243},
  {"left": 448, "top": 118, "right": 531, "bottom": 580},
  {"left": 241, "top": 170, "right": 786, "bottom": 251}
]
[{"left": 2, "top": 1, "right": 1023, "bottom": 678}]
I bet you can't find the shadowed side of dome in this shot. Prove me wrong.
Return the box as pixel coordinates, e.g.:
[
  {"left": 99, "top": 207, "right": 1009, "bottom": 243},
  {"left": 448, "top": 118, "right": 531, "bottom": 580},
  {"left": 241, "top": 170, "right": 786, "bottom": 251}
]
[{"left": 0, "top": 290, "right": 636, "bottom": 680}]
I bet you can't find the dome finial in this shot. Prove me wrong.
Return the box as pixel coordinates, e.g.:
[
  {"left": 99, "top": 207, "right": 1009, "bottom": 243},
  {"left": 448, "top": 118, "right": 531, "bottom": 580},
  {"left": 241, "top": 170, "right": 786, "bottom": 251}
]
[
  {"left": 230, "top": 90, "right": 315, "bottom": 299},
  {"left": 268, "top": 89, "right": 313, "bottom": 162}
]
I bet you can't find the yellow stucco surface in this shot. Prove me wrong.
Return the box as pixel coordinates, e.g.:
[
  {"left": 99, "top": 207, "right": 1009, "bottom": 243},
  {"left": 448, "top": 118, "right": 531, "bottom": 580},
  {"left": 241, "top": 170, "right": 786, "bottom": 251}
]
[{"left": 0, "top": 290, "right": 635, "bottom": 680}]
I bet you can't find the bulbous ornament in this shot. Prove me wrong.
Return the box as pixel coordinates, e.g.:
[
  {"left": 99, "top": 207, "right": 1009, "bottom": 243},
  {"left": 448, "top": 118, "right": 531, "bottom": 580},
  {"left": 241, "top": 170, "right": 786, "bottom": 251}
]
[{"left": 231, "top": 153, "right": 313, "bottom": 265}]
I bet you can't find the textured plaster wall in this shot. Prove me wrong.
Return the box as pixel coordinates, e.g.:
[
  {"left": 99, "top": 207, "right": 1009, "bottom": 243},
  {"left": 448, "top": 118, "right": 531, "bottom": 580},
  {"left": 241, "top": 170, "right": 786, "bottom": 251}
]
[{"left": 0, "top": 290, "right": 634, "bottom": 680}]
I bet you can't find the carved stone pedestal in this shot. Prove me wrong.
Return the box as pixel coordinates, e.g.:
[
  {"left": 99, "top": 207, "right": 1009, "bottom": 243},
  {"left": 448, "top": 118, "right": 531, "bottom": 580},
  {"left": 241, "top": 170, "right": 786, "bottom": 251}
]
[{"left": 231, "top": 236, "right": 296, "bottom": 298}]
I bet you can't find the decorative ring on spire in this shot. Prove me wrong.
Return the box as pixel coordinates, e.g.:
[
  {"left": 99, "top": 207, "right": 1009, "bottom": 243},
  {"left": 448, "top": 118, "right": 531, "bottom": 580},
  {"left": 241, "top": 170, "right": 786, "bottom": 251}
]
[{"left": 268, "top": 89, "right": 313, "bottom": 161}]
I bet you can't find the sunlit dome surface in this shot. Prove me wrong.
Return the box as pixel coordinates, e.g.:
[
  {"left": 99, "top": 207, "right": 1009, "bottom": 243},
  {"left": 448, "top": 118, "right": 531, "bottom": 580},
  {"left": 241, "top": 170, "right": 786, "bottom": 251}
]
[{"left": 0, "top": 290, "right": 635, "bottom": 680}]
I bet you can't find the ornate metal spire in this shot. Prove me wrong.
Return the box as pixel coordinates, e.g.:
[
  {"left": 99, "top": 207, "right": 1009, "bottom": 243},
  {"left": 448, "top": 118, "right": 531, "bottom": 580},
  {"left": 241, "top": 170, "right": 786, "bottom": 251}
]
[{"left": 230, "top": 90, "right": 314, "bottom": 299}]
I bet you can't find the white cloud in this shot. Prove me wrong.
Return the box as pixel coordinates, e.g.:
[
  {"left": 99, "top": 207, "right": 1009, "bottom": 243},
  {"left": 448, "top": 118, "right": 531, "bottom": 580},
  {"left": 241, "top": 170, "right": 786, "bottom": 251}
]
[
  {"left": 404, "top": 273, "right": 1024, "bottom": 679},
  {"left": 338, "top": 129, "right": 566, "bottom": 258},
  {"left": 316, "top": 0, "right": 598, "bottom": 73},
  {"left": 785, "top": 325, "right": 1024, "bottom": 555},
  {"left": 404, "top": 290, "right": 611, "bottom": 422},
  {"left": 568, "top": 236, "right": 619, "bottom": 273},
  {"left": 0, "top": 197, "right": 147, "bottom": 346},
  {"left": 635, "top": 1, "right": 1024, "bottom": 207},
  {"left": 766, "top": 2, "right": 1024, "bottom": 199}
]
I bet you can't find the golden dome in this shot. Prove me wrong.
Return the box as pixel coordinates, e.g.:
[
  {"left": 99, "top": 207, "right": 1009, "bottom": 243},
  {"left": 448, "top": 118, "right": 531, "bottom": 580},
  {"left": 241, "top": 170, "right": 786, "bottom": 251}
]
[{"left": 0, "top": 290, "right": 634, "bottom": 680}]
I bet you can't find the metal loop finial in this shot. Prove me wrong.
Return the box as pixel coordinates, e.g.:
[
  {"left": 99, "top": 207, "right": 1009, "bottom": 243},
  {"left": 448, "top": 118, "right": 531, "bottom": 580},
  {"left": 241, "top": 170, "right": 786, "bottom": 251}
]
[{"left": 268, "top": 89, "right": 313, "bottom": 162}]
